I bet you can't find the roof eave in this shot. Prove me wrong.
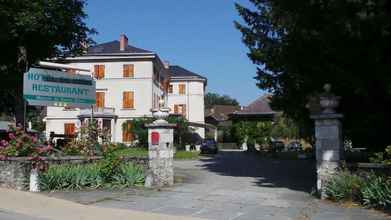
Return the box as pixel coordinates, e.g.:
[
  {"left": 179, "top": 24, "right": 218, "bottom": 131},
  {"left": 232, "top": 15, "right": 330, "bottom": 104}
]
[{"left": 170, "top": 76, "right": 207, "bottom": 82}]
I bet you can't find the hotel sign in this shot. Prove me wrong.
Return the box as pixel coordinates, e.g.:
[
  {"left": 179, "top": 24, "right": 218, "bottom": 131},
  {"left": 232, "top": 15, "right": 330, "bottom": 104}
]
[{"left": 23, "top": 68, "right": 96, "bottom": 107}]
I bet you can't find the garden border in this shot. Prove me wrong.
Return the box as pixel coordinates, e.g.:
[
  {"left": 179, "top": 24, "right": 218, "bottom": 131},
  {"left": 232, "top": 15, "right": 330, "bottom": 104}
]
[{"left": 0, "top": 156, "right": 149, "bottom": 191}]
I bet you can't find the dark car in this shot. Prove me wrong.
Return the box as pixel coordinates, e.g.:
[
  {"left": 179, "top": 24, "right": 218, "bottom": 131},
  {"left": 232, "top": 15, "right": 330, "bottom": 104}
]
[
  {"left": 200, "top": 139, "right": 218, "bottom": 154},
  {"left": 287, "top": 141, "right": 302, "bottom": 151}
]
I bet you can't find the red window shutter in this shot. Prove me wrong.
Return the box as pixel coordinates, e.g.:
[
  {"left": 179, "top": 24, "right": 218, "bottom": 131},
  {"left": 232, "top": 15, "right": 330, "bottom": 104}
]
[
  {"left": 96, "top": 92, "right": 104, "bottom": 108},
  {"left": 179, "top": 84, "right": 186, "bottom": 95},
  {"left": 94, "top": 65, "right": 99, "bottom": 79},
  {"left": 122, "top": 122, "right": 133, "bottom": 142},
  {"left": 64, "top": 123, "right": 75, "bottom": 136},
  {"left": 123, "top": 92, "right": 129, "bottom": 108},
  {"left": 99, "top": 65, "right": 105, "bottom": 79}
]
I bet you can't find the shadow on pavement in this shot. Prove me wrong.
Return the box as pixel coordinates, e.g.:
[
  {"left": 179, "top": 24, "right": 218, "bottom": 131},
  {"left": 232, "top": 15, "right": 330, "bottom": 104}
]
[{"left": 199, "top": 150, "right": 316, "bottom": 193}]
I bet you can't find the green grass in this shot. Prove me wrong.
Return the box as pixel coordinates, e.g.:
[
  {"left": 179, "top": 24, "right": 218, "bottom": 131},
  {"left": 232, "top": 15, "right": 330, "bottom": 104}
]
[
  {"left": 113, "top": 147, "right": 200, "bottom": 160},
  {"left": 174, "top": 151, "right": 200, "bottom": 160},
  {"left": 114, "top": 147, "right": 148, "bottom": 158}
]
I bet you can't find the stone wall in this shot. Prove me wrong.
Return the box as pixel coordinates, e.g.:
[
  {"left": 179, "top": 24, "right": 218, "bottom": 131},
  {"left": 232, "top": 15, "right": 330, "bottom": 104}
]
[
  {"left": 0, "top": 156, "right": 149, "bottom": 191},
  {"left": 0, "top": 159, "right": 31, "bottom": 190}
]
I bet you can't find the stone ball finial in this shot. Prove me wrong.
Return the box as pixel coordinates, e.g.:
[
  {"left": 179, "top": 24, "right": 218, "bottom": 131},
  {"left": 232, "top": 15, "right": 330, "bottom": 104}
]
[
  {"left": 159, "top": 97, "right": 165, "bottom": 108},
  {"left": 323, "top": 83, "right": 331, "bottom": 93},
  {"left": 319, "top": 84, "right": 340, "bottom": 114}
]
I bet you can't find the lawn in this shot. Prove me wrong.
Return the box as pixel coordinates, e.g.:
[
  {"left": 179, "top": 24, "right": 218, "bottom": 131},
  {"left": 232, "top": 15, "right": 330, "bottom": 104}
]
[
  {"left": 114, "top": 147, "right": 200, "bottom": 160},
  {"left": 114, "top": 147, "right": 148, "bottom": 157},
  {"left": 174, "top": 151, "right": 200, "bottom": 160}
]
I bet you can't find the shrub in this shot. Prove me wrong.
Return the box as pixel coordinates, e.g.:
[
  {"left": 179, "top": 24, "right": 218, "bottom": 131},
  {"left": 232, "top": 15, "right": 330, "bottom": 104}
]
[
  {"left": 0, "top": 125, "right": 52, "bottom": 171},
  {"left": 324, "top": 171, "right": 364, "bottom": 202},
  {"left": 112, "top": 163, "right": 145, "bottom": 187},
  {"left": 39, "top": 162, "right": 144, "bottom": 191},
  {"left": 64, "top": 120, "right": 111, "bottom": 156},
  {"left": 39, "top": 163, "right": 103, "bottom": 190},
  {"left": 369, "top": 146, "right": 391, "bottom": 166},
  {"left": 99, "top": 144, "right": 122, "bottom": 182},
  {"left": 0, "top": 125, "right": 52, "bottom": 158},
  {"left": 361, "top": 173, "right": 391, "bottom": 209}
]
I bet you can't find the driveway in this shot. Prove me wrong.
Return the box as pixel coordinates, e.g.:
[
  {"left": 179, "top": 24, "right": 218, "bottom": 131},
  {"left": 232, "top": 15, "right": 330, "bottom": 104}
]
[{"left": 46, "top": 150, "right": 390, "bottom": 220}]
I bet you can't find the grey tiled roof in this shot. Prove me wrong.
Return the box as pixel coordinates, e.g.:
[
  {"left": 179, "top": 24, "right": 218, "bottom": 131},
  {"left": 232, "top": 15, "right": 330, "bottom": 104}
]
[
  {"left": 233, "top": 95, "right": 275, "bottom": 115},
  {"left": 87, "top": 41, "right": 152, "bottom": 54},
  {"left": 206, "top": 105, "right": 241, "bottom": 121},
  {"left": 169, "top": 65, "right": 206, "bottom": 80}
]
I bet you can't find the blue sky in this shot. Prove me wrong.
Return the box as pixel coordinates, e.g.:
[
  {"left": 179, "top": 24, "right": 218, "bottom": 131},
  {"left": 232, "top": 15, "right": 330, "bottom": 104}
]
[{"left": 85, "top": 0, "right": 263, "bottom": 105}]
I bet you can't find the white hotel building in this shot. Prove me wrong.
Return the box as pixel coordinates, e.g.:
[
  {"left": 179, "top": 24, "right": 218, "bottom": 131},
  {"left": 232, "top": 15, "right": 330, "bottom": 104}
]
[{"left": 45, "top": 34, "right": 206, "bottom": 143}]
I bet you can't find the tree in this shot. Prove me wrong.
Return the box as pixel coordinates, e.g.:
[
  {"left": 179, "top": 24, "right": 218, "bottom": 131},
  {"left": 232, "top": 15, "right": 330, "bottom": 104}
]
[
  {"left": 235, "top": 0, "right": 391, "bottom": 150},
  {"left": 0, "top": 0, "right": 95, "bottom": 125},
  {"left": 205, "top": 92, "right": 239, "bottom": 109}
]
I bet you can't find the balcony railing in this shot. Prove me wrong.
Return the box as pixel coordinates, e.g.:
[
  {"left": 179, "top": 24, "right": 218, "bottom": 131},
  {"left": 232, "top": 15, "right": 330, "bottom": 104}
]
[{"left": 79, "top": 107, "right": 116, "bottom": 117}]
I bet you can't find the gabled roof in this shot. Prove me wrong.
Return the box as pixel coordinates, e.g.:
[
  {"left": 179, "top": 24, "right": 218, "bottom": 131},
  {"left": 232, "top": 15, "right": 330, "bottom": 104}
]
[
  {"left": 86, "top": 40, "right": 152, "bottom": 55},
  {"left": 231, "top": 95, "right": 276, "bottom": 119},
  {"left": 169, "top": 65, "right": 206, "bottom": 80},
  {"left": 206, "top": 105, "right": 241, "bottom": 121},
  {"left": 239, "top": 95, "right": 274, "bottom": 114}
]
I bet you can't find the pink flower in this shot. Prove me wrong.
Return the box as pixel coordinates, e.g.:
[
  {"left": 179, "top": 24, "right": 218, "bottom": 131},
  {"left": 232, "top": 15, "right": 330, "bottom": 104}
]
[
  {"left": 8, "top": 133, "right": 15, "bottom": 140},
  {"left": 0, "top": 140, "right": 8, "bottom": 147},
  {"left": 31, "top": 136, "right": 38, "bottom": 143}
]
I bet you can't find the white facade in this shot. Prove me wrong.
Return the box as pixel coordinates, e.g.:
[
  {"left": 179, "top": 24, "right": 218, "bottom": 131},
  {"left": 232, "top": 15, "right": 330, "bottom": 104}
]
[
  {"left": 45, "top": 35, "right": 206, "bottom": 143},
  {"left": 46, "top": 57, "right": 166, "bottom": 142},
  {"left": 167, "top": 80, "right": 206, "bottom": 138}
]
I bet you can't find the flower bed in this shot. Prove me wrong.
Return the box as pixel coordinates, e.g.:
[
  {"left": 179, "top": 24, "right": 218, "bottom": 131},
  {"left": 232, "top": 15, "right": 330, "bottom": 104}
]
[
  {"left": 39, "top": 162, "right": 145, "bottom": 190},
  {"left": 0, "top": 156, "right": 148, "bottom": 190},
  {"left": 324, "top": 169, "right": 391, "bottom": 210}
]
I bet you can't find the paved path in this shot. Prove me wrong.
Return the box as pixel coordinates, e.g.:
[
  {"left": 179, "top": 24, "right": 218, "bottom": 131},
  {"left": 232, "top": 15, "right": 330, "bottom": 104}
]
[
  {"left": 0, "top": 188, "right": 204, "bottom": 220},
  {"left": 45, "top": 150, "right": 390, "bottom": 220}
]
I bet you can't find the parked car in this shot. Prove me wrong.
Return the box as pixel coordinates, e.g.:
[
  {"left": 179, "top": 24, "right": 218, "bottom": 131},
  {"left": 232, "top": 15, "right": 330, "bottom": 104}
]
[
  {"left": 271, "top": 140, "right": 285, "bottom": 152},
  {"left": 287, "top": 141, "right": 302, "bottom": 151},
  {"left": 200, "top": 139, "right": 218, "bottom": 154}
]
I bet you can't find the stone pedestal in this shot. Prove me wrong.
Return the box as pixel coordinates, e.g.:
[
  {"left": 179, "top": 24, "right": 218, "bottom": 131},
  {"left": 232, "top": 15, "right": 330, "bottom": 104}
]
[
  {"left": 145, "top": 122, "right": 176, "bottom": 188},
  {"left": 311, "top": 113, "right": 344, "bottom": 198}
]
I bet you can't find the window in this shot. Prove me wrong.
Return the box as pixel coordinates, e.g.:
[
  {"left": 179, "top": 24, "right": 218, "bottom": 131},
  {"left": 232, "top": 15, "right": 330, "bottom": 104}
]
[
  {"left": 178, "top": 84, "right": 186, "bottom": 95},
  {"left": 94, "top": 65, "right": 105, "bottom": 79},
  {"left": 123, "top": 91, "right": 134, "bottom": 109},
  {"left": 122, "top": 121, "right": 133, "bottom": 142},
  {"left": 102, "top": 119, "right": 111, "bottom": 132},
  {"left": 96, "top": 92, "right": 105, "bottom": 108},
  {"left": 64, "top": 123, "right": 75, "bottom": 136},
  {"left": 174, "top": 104, "right": 186, "bottom": 118},
  {"left": 123, "top": 64, "right": 134, "bottom": 78},
  {"left": 168, "top": 84, "right": 173, "bottom": 94}
]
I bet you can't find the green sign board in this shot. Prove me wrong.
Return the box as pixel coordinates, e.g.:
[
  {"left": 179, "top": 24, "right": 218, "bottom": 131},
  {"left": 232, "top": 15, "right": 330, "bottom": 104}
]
[{"left": 23, "top": 68, "right": 96, "bottom": 107}]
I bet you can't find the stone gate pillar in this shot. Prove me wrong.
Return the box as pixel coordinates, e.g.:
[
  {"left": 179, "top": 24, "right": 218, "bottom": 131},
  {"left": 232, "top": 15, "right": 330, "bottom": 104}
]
[
  {"left": 310, "top": 84, "right": 344, "bottom": 199},
  {"left": 144, "top": 98, "right": 176, "bottom": 188},
  {"left": 145, "top": 122, "right": 175, "bottom": 188}
]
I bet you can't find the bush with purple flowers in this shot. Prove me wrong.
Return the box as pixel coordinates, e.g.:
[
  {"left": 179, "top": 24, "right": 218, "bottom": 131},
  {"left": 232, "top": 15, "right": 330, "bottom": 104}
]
[{"left": 0, "top": 125, "right": 52, "bottom": 161}]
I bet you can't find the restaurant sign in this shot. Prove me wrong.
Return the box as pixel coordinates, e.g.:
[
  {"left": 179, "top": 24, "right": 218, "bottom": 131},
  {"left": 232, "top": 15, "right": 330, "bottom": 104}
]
[{"left": 23, "top": 68, "right": 96, "bottom": 108}]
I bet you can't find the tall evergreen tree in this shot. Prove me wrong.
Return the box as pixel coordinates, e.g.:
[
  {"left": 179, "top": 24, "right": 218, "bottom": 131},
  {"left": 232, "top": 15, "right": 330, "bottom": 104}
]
[{"left": 235, "top": 0, "right": 391, "bottom": 150}]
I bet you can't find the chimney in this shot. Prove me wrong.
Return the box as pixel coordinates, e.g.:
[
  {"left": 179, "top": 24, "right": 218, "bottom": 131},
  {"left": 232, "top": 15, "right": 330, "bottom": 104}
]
[
  {"left": 163, "top": 60, "right": 170, "bottom": 69},
  {"left": 120, "top": 34, "right": 128, "bottom": 51}
]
